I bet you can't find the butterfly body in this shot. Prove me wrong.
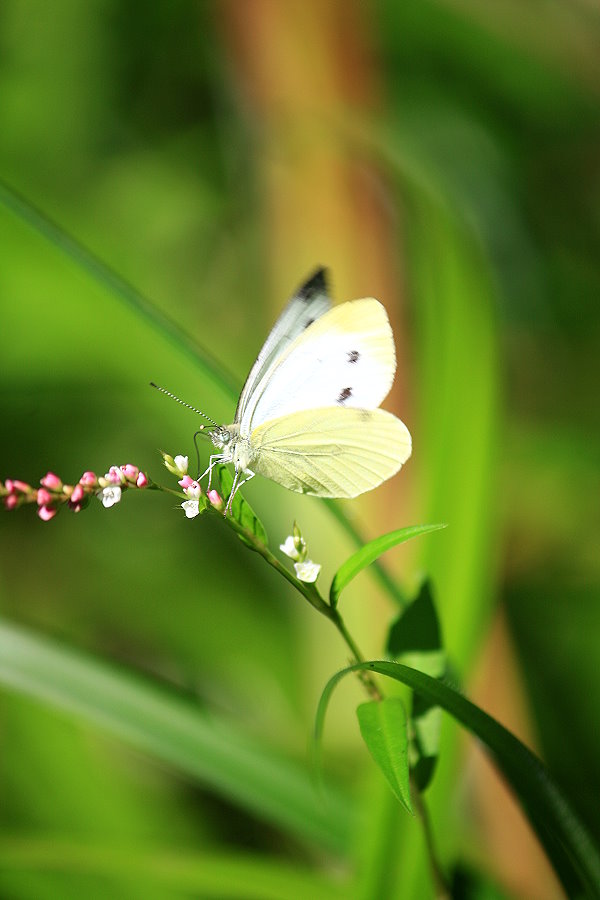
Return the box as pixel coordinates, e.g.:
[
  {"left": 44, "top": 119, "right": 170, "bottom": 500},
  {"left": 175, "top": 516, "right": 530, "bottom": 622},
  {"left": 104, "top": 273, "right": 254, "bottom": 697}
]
[{"left": 202, "top": 268, "right": 412, "bottom": 512}]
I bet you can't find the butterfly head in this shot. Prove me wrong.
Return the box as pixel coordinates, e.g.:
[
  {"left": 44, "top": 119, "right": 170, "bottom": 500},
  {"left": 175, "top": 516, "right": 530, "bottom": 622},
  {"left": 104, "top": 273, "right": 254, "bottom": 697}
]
[{"left": 208, "top": 424, "right": 234, "bottom": 451}]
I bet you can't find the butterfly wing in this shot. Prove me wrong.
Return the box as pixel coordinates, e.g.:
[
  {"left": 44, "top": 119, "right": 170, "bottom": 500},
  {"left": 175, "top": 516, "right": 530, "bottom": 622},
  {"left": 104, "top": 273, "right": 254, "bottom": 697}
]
[
  {"left": 249, "top": 407, "right": 411, "bottom": 498},
  {"left": 239, "top": 299, "right": 396, "bottom": 435},
  {"left": 234, "top": 268, "right": 331, "bottom": 424}
]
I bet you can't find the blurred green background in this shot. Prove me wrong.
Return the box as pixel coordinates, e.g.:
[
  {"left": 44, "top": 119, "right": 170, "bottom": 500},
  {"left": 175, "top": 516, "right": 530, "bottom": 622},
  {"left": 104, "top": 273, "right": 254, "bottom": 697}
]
[{"left": 1, "top": 2, "right": 599, "bottom": 897}]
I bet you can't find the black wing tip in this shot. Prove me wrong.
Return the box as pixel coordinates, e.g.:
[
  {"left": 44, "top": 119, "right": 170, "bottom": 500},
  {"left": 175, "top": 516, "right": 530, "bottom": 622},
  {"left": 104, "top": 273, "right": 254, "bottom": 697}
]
[{"left": 297, "top": 266, "right": 329, "bottom": 301}]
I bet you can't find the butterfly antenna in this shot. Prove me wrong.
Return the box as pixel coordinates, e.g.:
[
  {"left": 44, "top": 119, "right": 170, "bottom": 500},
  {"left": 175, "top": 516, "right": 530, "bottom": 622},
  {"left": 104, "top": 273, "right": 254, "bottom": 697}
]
[{"left": 149, "top": 382, "right": 219, "bottom": 428}]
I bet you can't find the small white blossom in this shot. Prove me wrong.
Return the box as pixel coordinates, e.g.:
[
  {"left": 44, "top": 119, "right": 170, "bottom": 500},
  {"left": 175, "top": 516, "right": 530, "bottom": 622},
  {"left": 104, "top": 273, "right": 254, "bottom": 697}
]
[
  {"left": 174, "top": 455, "right": 189, "bottom": 476},
  {"left": 99, "top": 485, "right": 122, "bottom": 508},
  {"left": 182, "top": 499, "right": 200, "bottom": 519},
  {"left": 294, "top": 559, "right": 321, "bottom": 583},
  {"left": 280, "top": 535, "right": 301, "bottom": 560},
  {"left": 162, "top": 452, "right": 189, "bottom": 477}
]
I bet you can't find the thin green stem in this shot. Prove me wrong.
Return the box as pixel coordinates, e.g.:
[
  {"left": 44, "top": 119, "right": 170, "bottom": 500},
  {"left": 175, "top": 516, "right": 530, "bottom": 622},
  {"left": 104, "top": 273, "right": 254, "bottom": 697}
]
[{"left": 410, "top": 774, "right": 451, "bottom": 899}]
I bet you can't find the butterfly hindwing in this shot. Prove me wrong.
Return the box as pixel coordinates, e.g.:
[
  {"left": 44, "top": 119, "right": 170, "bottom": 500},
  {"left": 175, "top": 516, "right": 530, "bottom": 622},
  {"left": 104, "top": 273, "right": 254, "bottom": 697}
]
[
  {"left": 249, "top": 407, "right": 411, "bottom": 498},
  {"left": 239, "top": 299, "right": 396, "bottom": 435}
]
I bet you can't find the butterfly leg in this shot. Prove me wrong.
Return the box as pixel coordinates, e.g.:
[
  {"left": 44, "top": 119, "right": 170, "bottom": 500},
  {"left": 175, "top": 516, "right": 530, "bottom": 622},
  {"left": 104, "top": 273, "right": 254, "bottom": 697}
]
[
  {"left": 224, "top": 468, "right": 255, "bottom": 516},
  {"left": 199, "top": 454, "right": 224, "bottom": 489}
]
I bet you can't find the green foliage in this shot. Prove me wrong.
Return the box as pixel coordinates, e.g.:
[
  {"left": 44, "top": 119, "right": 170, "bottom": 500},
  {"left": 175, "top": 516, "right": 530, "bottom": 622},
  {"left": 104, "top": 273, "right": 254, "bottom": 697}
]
[
  {"left": 1, "top": 2, "right": 600, "bottom": 897},
  {"left": 387, "top": 580, "right": 445, "bottom": 791},
  {"left": 317, "top": 660, "right": 600, "bottom": 898},
  {"left": 356, "top": 699, "right": 413, "bottom": 814},
  {"left": 0, "top": 618, "right": 352, "bottom": 853},
  {"left": 329, "top": 524, "right": 446, "bottom": 608}
]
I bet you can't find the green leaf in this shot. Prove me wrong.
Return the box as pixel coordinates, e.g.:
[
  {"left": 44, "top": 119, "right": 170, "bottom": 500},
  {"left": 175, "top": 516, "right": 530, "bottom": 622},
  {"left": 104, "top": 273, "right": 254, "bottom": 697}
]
[
  {"left": 386, "top": 579, "right": 442, "bottom": 660},
  {"left": 387, "top": 579, "right": 445, "bottom": 791},
  {"left": 356, "top": 699, "right": 413, "bottom": 814},
  {"left": 217, "top": 465, "right": 268, "bottom": 547},
  {"left": 316, "top": 660, "right": 600, "bottom": 897},
  {"left": 329, "top": 524, "right": 446, "bottom": 608},
  {"left": 0, "top": 619, "right": 353, "bottom": 854}
]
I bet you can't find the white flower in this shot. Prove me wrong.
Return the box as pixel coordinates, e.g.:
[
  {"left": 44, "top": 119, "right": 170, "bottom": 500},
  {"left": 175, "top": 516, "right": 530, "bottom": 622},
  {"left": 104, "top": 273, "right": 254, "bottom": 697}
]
[
  {"left": 99, "top": 485, "right": 122, "bottom": 508},
  {"left": 182, "top": 499, "right": 200, "bottom": 519},
  {"left": 294, "top": 559, "right": 321, "bottom": 583},
  {"left": 279, "top": 533, "right": 306, "bottom": 561},
  {"left": 174, "top": 455, "right": 189, "bottom": 476},
  {"left": 162, "top": 452, "right": 189, "bottom": 477},
  {"left": 280, "top": 535, "right": 299, "bottom": 560}
]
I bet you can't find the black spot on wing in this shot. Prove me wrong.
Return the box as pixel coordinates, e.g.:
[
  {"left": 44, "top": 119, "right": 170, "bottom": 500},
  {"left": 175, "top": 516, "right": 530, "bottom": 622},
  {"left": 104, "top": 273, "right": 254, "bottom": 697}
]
[
  {"left": 297, "top": 267, "right": 328, "bottom": 302},
  {"left": 337, "top": 387, "right": 353, "bottom": 404},
  {"left": 304, "top": 318, "right": 314, "bottom": 329},
  {"left": 347, "top": 350, "right": 360, "bottom": 364}
]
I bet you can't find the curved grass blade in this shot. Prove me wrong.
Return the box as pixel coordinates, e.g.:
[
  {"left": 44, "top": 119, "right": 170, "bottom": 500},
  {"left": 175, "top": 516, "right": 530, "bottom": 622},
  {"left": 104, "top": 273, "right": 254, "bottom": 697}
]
[
  {"left": 0, "top": 619, "right": 353, "bottom": 853},
  {"left": 0, "top": 178, "right": 239, "bottom": 400},
  {"left": 329, "top": 524, "right": 446, "bottom": 608},
  {"left": 315, "top": 660, "right": 600, "bottom": 897},
  {"left": 0, "top": 839, "right": 346, "bottom": 900}
]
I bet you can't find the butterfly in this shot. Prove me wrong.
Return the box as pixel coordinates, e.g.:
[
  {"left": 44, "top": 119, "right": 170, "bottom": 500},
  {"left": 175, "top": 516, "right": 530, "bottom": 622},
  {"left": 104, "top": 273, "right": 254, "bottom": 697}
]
[
  {"left": 198, "top": 268, "right": 412, "bottom": 514},
  {"left": 153, "top": 268, "right": 412, "bottom": 514}
]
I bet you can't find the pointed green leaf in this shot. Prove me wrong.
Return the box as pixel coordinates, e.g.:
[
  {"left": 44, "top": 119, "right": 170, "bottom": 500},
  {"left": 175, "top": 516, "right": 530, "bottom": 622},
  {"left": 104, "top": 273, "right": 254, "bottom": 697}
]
[
  {"left": 316, "top": 660, "right": 600, "bottom": 898},
  {"left": 357, "top": 699, "right": 413, "bottom": 814},
  {"left": 217, "top": 465, "right": 268, "bottom": 547},
  {"left": 386, "top": 579, "right": 442, "bottom": 660},
  {"left": 329, "top": 524, "right": 446, "bottom": 608}
]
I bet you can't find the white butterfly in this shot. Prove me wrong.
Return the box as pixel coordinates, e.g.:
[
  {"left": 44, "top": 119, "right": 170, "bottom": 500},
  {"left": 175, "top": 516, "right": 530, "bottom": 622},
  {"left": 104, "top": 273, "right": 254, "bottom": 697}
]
[{"left": 201, "top": 268, "right": 412, "bottom": 514}]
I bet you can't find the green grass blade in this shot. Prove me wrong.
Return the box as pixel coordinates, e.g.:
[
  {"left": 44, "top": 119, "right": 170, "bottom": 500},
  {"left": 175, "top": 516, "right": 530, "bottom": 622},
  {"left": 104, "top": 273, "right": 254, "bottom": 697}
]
[
  {"left": 329, "top": 524, "right": 446, "bottom": 608},
  {"left": 0, "top": 178, "right": 239, "bottom": 400},
  {"left": 0, "top": 839, "right": 346, "bottom": 900},
  {"left": 0, "top": 618, "right": 354, "bottom": 854}
]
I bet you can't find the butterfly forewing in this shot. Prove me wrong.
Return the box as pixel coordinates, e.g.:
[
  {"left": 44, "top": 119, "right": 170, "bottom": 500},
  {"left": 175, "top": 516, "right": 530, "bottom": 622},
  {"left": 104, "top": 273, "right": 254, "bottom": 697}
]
[
  {"left": 249, "top": 407, "right": 411, "bottom": 498},
  {"left": 239, "top": 299, "right": 396, "bottom": 435},
  {"left": 234, "top": 268, "right": 331, "bottom": 424}
]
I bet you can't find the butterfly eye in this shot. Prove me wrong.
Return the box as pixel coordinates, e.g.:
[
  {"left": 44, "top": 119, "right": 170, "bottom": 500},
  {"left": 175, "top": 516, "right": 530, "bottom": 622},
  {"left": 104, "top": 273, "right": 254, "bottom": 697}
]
[{"left": 221, "top": 430, "right": 231, "bottom": 444}]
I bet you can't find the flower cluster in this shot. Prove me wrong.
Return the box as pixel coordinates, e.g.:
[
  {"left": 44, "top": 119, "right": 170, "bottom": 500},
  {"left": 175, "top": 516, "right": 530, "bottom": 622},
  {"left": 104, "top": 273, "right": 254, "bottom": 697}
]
[
  {"left": 160, "top": 452, "right": 223, "bottom": 517},
  {"left": 280, "top": 521, "right": 321, "bottom": 583},
  {"left": 1, "top": 464, "right": 148, "bottom": 522}
]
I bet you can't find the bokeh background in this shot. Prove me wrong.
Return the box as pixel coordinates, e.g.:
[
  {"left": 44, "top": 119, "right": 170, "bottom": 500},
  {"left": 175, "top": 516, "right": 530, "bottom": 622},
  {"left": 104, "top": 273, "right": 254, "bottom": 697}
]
[{"left": 1, "top": 2, "right": 599, "bottom": 898}]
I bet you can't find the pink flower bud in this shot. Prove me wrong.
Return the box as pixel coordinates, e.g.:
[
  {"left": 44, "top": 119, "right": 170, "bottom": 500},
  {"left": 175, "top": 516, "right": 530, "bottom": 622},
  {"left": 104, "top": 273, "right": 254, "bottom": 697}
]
[
  {"left": 37, "top": 488, "right": 52, "bottom": 506},
  {"left": 79, "top": 471, "right": 97, "bottom": 486},
  {"left": 207, "top": 489, "right": 223, "bottom": 509},
  {"left": 184, "top": 480, "right": 202, "bottom": 500},
  {"left": 13, "top": 480, "right": 31, "bottom": 493},
  {"left": 136, "top": 471, "right": 148, "bottom": 488},
  {"left": 38, "top": 504, "right": 57, "bottom": 522},
  {"left": 106, "top": 466, "right": 124, "bottom": 484},
  {"left": 4, "top": 479, "right": 14, "bottom": 493},
  {"left": 5, "top": 494, "right": 18, "bottom": 510},
  {"left": 70, "top": 484, "right": 84, "bottom": 503},
  {"left": 178, "top": 475, "right": 194, "bottom": 489},
  {"left": 40, "top": 472, "right": 62, "bottom": 491},
  {"left": 121, "top": 464, "right": 139, "bottom": 481}
]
